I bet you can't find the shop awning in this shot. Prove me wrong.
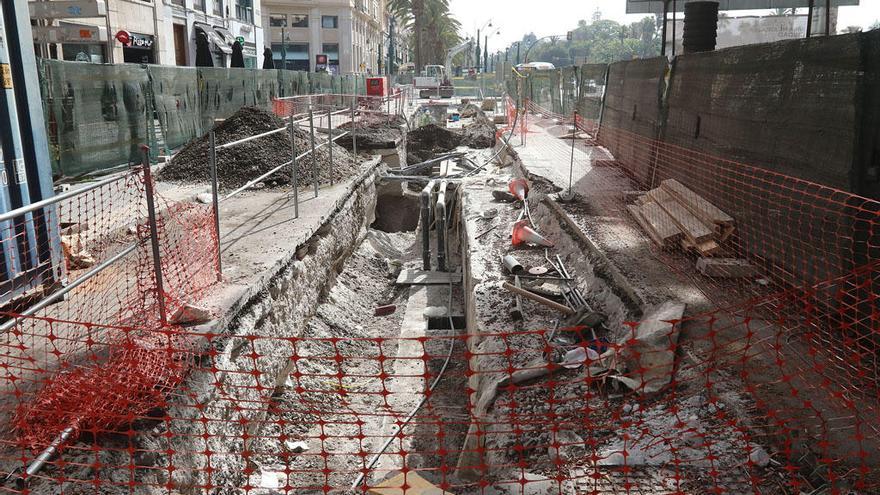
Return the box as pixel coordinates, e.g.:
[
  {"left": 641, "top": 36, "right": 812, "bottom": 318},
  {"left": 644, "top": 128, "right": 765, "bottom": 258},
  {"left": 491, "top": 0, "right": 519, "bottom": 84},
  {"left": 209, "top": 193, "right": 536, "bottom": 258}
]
[
  {"left": 194, "top": 22, "right": 231, "bottom": 54},
  {"left": 214, "top": 26, "right": 237, "bottom": 47}
]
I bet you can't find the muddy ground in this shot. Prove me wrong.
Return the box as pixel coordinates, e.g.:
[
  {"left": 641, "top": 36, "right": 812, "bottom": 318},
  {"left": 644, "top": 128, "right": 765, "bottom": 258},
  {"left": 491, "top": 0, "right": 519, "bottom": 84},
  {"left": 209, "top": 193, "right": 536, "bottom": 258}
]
[
  {"left": 336, "top": 114, "right": 406, "bottom": 150},
  {"left": 160, "top": 107, "right": 360, "bottom": 190}
]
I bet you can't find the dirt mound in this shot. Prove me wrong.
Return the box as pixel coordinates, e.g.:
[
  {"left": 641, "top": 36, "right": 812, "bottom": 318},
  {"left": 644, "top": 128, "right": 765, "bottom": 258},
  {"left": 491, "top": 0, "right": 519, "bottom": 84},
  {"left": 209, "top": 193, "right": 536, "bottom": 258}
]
[
  {"left": 336, "top": 114, "right": 404, "bottom": 150},
  {"left": 160, "top": 106, "right": 361, "bottom": 190},
  {"left": 406, "top": 105, "right": 496, "bottom": 159}
]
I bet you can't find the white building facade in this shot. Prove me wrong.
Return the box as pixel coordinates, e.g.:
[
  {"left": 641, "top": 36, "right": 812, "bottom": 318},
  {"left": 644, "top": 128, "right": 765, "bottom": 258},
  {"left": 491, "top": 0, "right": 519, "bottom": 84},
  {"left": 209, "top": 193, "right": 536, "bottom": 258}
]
[
  {"left": 260, "top": 0, "right": 385, "bottom": 74},
  {"left": 29, "top": 0, "right": 264, "bottom": 67}
]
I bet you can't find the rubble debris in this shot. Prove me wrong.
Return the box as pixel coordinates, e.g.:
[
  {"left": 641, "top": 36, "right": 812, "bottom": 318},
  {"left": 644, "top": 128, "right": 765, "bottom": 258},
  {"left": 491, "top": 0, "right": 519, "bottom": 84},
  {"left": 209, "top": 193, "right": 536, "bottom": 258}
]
[
  {"left": 510, "top": 275, "right": 525, "bottom": 321},
  {"left": 160, "top": 106, "right": 360, "bottom": 189},
  {"left": 492, "top": 190, "right": 517, "bottom": 202},
  {"left": 627, "top": 179, "right": 736, "bottom": 257},
  {"left": 285, "top": 440, "right": 309, "bottom": 453},
  {"left": 367, "top": 471, "right": 452, "bottom": 495},
  {"left": 60, "top": 234, "right": 96, "bottom": 269},
  {"left": 612, "top": 300, "right": 685, "bottom": 394},
  {"left": 169, "top": 303, "right": 213, "bottom": 325},
  {"left": 527, "top": 266, "right": 548, "bottom": 275},
  {"left": 696, "top": 257, "right": 759, "bottom": 278},
  {"left": 195, "top": 192, "right": 213, "bottom": 204},
  {"left": 373, "top": 304, "right": 397, "bottom": 316}
]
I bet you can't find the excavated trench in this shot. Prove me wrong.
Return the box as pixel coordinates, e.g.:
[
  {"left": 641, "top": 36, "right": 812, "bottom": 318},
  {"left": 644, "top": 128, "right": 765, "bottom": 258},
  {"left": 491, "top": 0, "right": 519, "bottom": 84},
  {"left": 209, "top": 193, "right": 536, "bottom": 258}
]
[{"left": 4, "top": 102, "right": 798, "bottom": 495}]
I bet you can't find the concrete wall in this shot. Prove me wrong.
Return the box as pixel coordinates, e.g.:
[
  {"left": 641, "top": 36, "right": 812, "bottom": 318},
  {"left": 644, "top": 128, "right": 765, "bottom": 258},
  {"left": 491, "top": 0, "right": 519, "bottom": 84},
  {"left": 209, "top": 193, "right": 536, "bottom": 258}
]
[{"left": 599, "top": 56, "right": 668, "bottom": 185}]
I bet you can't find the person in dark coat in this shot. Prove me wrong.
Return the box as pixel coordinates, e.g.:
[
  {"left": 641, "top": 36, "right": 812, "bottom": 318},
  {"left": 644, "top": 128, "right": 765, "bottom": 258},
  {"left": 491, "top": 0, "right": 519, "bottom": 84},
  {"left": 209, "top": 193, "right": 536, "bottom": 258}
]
[
  {"left": 262, "top": 47, "right": 275, "bottom": 69},
  {"left": 231, "top": 41, "right": 245, "bottom": 68},
  {"left": 195, "top": 31, "right": 214, "bottom": 67}
]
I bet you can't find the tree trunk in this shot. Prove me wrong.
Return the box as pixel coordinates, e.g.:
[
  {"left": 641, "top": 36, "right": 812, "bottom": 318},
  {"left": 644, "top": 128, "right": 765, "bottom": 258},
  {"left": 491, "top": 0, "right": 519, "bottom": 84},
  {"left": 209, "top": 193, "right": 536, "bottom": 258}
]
[{"left": 412, "top": 0, "right": 424, "bottom": 72}]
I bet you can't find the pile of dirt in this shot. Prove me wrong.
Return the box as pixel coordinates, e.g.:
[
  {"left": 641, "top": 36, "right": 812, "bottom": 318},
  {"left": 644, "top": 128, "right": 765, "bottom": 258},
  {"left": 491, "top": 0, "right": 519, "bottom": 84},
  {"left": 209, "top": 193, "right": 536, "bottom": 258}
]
[
  {"left": 406, "top": 105, "right": 496, "bottom": 160},
  {"left": 335, "top": 114, "right": 405, "bottom": 150},
  {"left": 159, "top": 106, "right": 361, "bottom": 190}
]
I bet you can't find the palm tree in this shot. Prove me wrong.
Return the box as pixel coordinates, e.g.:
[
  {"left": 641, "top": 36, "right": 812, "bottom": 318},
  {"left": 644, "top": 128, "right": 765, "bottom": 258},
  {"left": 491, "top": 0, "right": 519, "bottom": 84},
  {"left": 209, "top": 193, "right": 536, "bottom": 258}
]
[{"left": 388, "top": 0, "right": 459, "bottom": 71}]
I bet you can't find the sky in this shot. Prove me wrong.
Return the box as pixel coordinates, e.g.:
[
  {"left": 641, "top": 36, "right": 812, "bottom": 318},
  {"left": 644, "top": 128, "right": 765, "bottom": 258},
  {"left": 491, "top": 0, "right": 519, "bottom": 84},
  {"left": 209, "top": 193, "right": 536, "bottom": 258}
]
[{"left": 448, "top": 0, "right": 880, "bottom": 49}]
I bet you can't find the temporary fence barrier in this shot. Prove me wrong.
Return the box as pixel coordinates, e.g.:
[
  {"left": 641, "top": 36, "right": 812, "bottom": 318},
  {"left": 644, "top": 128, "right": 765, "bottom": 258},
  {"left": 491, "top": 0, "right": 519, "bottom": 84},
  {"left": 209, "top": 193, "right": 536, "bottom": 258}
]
[{"left": 40, "top": 60, "right": 370, "bottom": 178}]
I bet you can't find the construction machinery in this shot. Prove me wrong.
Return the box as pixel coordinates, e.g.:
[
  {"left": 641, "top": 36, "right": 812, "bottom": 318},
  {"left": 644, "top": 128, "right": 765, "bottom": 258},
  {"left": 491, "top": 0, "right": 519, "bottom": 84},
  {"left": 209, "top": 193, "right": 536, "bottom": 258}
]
[{"left": 413, "top": 39, "right": 474, "bottom": 99}]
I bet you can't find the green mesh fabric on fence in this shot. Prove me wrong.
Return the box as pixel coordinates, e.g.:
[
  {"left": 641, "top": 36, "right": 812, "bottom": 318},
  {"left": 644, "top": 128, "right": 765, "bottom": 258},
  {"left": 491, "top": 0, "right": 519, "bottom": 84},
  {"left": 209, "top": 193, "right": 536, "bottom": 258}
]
[
  {"left": 149, "top": 66, "right": 200, "bottom": 152},
  {"left": 42, "top": 60, "right": 152, "bottom": 177},
  {"left": 39, "top": 60, "right": 372, "bottom": 178},
  {"left": 578, "top": 64, "right": 608, "bottom": 122}
]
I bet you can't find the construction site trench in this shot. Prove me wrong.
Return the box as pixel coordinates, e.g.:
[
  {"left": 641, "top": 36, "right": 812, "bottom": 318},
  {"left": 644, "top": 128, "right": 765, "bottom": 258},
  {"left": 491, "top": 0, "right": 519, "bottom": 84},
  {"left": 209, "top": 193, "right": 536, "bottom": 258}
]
[{"left": 3, "top": 96, "right": 876, "bottom": 495}]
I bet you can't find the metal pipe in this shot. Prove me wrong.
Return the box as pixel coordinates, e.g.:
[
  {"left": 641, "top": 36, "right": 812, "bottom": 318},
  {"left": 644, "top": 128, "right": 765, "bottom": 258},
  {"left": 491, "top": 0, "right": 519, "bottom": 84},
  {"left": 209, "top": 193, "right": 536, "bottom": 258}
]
[
  {"left": 502, "top": 281, "right": 575, "bottom": 316},
  {"left": 7, "top": 425, "right": 76, "bottom": 488},
  {"left": 807, "top": 0, "right": 815, "bottom": 37},
  {"left": 0, "top": 241, "right": 139, "bottom": 333},
  {"left": 502, "top": 254, "right": 523, "bottom": 274},
  {"left": 328, "top": 109, "right": 334, "bottom": 187},
  {"left": 420, "top": 180, "right": 437, "bottom": 270},
  {"left": 209, "top": 131, "right": 222, "bottom": 281},
  {"left": 309, "top": 108, "right": 318, "bottom": 198},
  {"left": 351, "top": 99, "right": 358, "bottom": 158},
  {"left": 435, "top": 181, "right": 448, "bottom": 272},
  {"left": 569, "top": 110, "right": 577, "bottom": 197},
  {"left": 141, "top": 147, "right": 168, "bottom": 326},
  {"left": 0, "top": 171, "right": 133, "bottom": 224},
  {"left": 288, "top": 119, "right": 299, "bottom": 219},
  {"left": 216, "top": 126, "right": 287, "bottom": 149}
]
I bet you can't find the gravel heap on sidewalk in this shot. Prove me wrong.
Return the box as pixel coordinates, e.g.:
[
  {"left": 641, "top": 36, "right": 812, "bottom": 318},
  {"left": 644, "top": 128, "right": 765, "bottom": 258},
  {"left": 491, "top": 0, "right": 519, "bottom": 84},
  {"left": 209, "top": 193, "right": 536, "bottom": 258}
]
[{"left": 160, "top": 106, "right": 361, "bottom": 190}]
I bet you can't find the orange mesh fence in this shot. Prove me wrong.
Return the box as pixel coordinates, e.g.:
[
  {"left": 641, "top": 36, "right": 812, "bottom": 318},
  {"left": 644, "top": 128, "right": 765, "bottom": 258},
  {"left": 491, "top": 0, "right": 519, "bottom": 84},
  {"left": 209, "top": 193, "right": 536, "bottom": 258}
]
[{"left": 0, "top": 285, "right": 877, "bottom": 493}]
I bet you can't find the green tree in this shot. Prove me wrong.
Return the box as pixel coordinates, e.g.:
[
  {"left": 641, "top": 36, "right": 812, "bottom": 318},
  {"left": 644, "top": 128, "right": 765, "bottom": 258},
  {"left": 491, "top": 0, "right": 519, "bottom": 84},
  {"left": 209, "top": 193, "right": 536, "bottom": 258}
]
[
  {"left": 512, "top": 16, "right": 660, "bottom": 66},
  {"left": 388, "top": 0, "right": 460, "bottom": 70}
]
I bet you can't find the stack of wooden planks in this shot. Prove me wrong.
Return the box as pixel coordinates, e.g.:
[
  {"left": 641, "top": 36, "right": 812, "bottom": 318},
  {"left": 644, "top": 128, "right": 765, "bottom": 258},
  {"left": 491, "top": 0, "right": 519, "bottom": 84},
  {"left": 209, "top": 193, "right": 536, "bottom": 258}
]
[{"left": 627, "top": 179, "right": 735, "bottom": 256}]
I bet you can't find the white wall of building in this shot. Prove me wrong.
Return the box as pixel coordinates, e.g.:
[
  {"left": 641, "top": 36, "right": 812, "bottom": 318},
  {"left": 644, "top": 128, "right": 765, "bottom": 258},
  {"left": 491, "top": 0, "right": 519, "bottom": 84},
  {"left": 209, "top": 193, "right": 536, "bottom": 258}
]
[{"left": 31, "top": 0, "right": 264, "bottom": 67}]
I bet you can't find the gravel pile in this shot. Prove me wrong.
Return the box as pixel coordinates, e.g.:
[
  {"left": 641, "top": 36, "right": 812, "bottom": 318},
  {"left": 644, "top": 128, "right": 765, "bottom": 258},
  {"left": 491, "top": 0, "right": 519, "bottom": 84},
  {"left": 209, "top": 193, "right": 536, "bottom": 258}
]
[{"left": 160, "top": 106, "right": 361, "bottom": 190}]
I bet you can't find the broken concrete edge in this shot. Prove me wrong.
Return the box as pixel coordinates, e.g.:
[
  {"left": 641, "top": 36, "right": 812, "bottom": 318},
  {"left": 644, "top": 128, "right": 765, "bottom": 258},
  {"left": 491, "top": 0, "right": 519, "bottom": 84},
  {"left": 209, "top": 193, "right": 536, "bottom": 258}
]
[
  {"left": 136, "top": 155, "right": 383, "bottom": 489},
  {"left": 186, "top": 155, "right": 384, "bottom": 348},
  {"left": 540, "top": 196, "right": 645, "bottom": 316}
]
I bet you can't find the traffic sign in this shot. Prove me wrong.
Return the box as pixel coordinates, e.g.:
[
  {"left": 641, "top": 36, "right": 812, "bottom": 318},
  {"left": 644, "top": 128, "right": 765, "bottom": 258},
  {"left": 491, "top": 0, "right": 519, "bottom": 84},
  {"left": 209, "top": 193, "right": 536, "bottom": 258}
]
[
  {"left": 28, "top": 1, "right": 107, "bottom": 19},
  {"left": 32, "top": 25, "right": 108, "bottom": 44}
]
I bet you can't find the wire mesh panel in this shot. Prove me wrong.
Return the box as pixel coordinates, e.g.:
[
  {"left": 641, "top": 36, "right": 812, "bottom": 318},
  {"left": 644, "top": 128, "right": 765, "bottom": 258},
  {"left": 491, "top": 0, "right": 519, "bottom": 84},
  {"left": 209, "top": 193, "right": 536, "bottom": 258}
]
[
  {"left": 41, "top": 60, "right": 153, "bottom": 177},
  {"left": 149, "top": 65, "right": 201, "bottom": 152}
]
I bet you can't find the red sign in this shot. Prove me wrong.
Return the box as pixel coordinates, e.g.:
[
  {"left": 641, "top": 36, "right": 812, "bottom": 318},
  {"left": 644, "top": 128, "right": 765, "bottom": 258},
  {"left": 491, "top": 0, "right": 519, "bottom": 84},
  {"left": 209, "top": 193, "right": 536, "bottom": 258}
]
[
  {"left": 316, "top": 54, "right": 328, "bottom": 65},
  {"left": 115, "top": 30, "right": 130, "bottom": 45}
]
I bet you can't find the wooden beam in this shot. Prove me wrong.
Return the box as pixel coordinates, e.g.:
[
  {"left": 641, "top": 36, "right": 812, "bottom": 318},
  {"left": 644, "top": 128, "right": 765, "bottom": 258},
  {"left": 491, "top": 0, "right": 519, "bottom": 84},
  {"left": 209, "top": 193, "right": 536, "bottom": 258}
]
[{"left": 661, "top": 179, "right": 733, "bottom": 227}]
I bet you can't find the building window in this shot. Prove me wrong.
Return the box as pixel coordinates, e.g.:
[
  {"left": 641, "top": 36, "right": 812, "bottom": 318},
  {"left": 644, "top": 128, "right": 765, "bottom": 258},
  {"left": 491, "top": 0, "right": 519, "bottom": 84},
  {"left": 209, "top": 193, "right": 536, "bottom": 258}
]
[
  {"left": 291, "top": 14, "right": 308, "bottom": 28},
  {"left": 235, "top": 0, "right": 253, "bottom": 23},
  {"left": 171, "top": 0, "right": 184, "bottom": 6},
  {"left": 321, "top": 16, "right": 338, "bottom": 29},
  {"left": 269, "top": 14, "right": 286, "bottom": 27},
  {"left": 194, "top": 0, "right": 205, "bottom": 11},
  {"left": 322, "top": 43, "right": 339, "bottom": 73},
  {"left": 213, "top": 0, "right": 223, "bottom": 16},
  {"left": 272, "top": 42, "right": 309, "bottom": 71}
]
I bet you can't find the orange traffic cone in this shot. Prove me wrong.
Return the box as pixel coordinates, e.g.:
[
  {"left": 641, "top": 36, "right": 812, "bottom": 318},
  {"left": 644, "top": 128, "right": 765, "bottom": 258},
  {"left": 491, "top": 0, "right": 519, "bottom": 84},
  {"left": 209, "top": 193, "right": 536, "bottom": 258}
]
[
  {"left": 508, "top": 178, "right": 529, "bottom": 201},
  {"left": 512, "top": 220, "right": 554, "bottom": 248}
]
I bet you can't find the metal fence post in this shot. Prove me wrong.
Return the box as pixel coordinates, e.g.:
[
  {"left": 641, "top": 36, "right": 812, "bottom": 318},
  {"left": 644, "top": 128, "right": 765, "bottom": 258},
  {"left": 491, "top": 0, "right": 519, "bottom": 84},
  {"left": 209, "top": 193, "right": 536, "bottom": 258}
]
[
  {"left": 140, "top": 146, "right": 168, "bottom": 326},
  {"left": 208, "top": 131, "right": 222, "bottom": 281},
  {"left": 327, "top": 108, "right": 334, "bottom": 187},
  {"left": 308, "top": 108, "right": 318, "bottom": 198},
  {"left": 289, "top": 115, "right": 300, "bottom": 219},
  {"left": 351, "top": 99, "right": 358, "bottom": 158}
]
